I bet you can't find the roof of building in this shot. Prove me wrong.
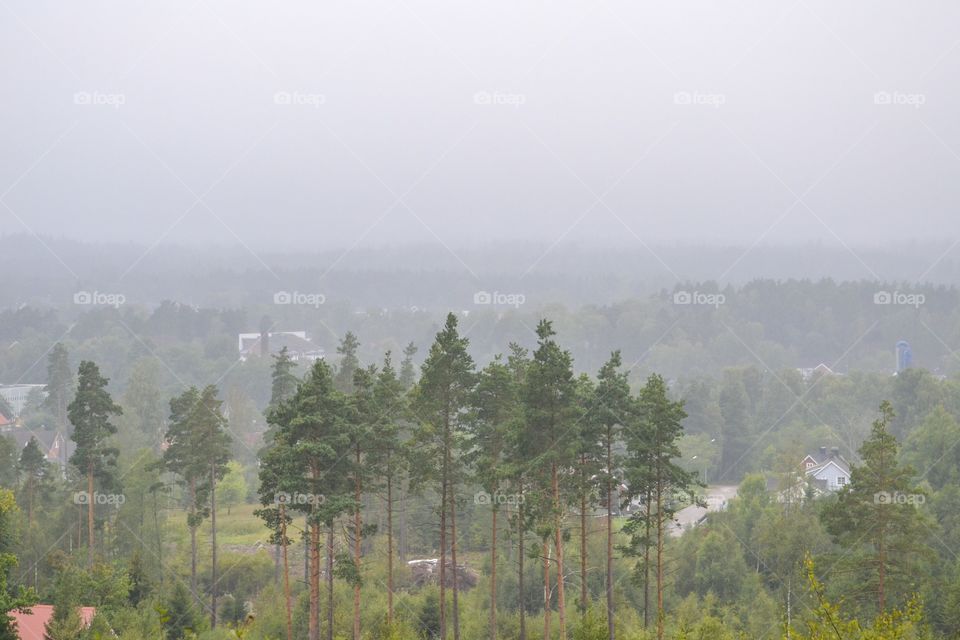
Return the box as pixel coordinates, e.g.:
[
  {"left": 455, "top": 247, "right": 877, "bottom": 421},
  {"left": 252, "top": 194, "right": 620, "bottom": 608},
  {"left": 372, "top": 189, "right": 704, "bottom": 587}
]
[
  {"left": 10, "top": 605, "right": 96, "bottom": 640},
  {"left": 801, "top": 446, "right": 852, "bottom": 481},
  {"left": 240, "top": 332, "right": 324, "bottom": 359},
  {"left": 798, "top": 363, "right": 838, "bottom": 381},
  {"left": 3, "top": 428, "right": 73, "bottom": 465},
  {"left": 807, "top": 457, "right": 850, "bottom": 476}
]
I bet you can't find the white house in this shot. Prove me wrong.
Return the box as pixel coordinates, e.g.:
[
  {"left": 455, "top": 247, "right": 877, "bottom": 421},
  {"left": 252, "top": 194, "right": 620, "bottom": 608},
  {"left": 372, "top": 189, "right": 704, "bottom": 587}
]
[
  {"left": 237, "top": 331, "right": 324, "bottom": 362},
  {"left": 797, "top": 363, "right": 838, "bottom": 383},
  {"left": 802, "top": 446, "right": 850, "bottom": 491}
]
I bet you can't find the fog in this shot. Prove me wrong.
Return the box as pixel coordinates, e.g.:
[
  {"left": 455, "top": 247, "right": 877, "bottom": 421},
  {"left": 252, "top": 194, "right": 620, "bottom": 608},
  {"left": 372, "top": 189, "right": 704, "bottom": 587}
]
[{"left": 3, "top": 0, "right": 959, "bottom": 259}]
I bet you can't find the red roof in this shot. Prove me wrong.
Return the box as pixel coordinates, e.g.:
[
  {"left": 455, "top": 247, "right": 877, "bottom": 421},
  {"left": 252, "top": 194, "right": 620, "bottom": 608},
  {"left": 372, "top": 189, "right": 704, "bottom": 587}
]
[{"left": 10, "top": 605, "right": 96, "bottom": 640}]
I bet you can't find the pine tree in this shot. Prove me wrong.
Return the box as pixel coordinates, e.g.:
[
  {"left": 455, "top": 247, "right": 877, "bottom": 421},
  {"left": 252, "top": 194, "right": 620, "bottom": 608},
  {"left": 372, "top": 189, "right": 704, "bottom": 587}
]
[
  {"left": 369, "top": 353, "right": 408, "bottom": 628},
  {"left": 163, "top": 581, "right": 202, "bottom": 640},
  {"left": 717, "top": 371, "right": 751, "bottom": 482},
  {"left": 573, "top": 373, "right": 599, "bottom": 617},
  {"left": 335, "top": 332, "right": 361, "bottom": 393},
  {"left": 193, "top": 385, "right": 232, "bottom": 629},
  {"left": 410, "top": 313, "right": 476, "bottom": 640},
  {"left": 17, "top": 437, "right": 48, "bottom": 527},
  {"left": 269, "top": 346, "right": 300, "bottom": 411},
  {"left": 502, "top": 344, "right": 531, "bottom": 640},
  {"left": 468, "top": 353, "right": 523, "bottom": 640},
  {"left": 159, "top": 385, "right": 231, "bottom": 626},
  {"left": 821, "top": 400, "right": 931, "bottom": 615},
  {"left": 67, "top": 360, "right": 122, "bottom": 568},
  {"left": 255, "top": 420, "right": 299, "bottom": 640},
  {"left": 159, "top": 387, "right": 205, "bottom": 600},
  {"left": 261, "top": 360, "right": 353, "bottom": 640},
  {"left": 590, "top": 351, "right": 632, "bottom": 640},
  {"left": 399, "top": 342, "right": 418, "bottom": 391},
  {"left": 264, "top": 345, "right": 300, "bottom": 592},
  {"left": 623, "top": 374, "right": 700, "bottom": 640},
  {"left": 122, "top": 358, "right": 165, "bottom": 443},
  {"left": 347, "top": 364, "right": 376, "bottom": 640},
  {"left": 523, "top": 319, "right": 578, "bottom": 640},
  {"left": 44, "top": 343, "right": 74, "bottom": 429}
]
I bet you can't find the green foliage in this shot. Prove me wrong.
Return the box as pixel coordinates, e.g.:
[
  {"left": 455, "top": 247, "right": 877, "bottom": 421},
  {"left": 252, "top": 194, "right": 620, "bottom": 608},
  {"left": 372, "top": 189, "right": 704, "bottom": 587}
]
[
  {"left": 821, "top": 402, "right": 932, "bottom": 616},
  {"left": 0, "top": 490, "right": 37, "bottom": 640},
  {"left": 416, "top": 591, "right": 441, "bottom": 639},
  {"left": 161, "top": 386, "right": 232, "bottom": 524},
  {"left": 68, "top": 360, "right": 122, "bottom": 485},
  {"left": 692, "top": 530, "right": 747, "bottom": 601},
  {"left": 162, "top": 582, "right": 204, "bottom": 640},
  {"left": 5, "top": 303, "right": 960, "bottom": 640},
  {"left": 45, "top": 565, "right": 85, "bottom": 640},
  {"left": 0, "top": 438, "right": 17, "bottom": 489},
  {"left": 44, "top": 342, "right": 74, "bottom": 428},
  {"left": 268, "top": 346, "right": 300, "bottom": 411},
  {"left": 789, "top": 555, "right": 929, "bottom": 640},
  {"left": 334, "top": 332, "right": 362, "bottom": 393},
  {"left": 571, "top": 607, "right": 608, "bottom": 640},
  {"left": 217, "top": 462, "right": 248, "bottom": 515}
]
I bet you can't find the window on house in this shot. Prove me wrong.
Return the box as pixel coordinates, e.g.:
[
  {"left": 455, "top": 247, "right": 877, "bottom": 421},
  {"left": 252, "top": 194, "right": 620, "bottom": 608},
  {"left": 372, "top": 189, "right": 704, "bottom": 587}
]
[{"left": 837, "top": 477, "right": 846, "bottom": 485}]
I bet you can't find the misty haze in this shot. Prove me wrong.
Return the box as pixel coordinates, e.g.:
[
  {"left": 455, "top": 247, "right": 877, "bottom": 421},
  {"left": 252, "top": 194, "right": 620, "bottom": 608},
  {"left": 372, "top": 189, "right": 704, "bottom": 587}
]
[{"left": 1, "top": 3, "right": 959, "bottom": 640}]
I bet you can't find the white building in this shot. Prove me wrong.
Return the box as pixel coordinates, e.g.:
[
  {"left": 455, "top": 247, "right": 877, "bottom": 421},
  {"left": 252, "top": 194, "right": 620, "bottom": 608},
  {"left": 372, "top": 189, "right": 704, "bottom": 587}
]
[
  {"left": 237, "top": 331, "right": 324, "bottom": 362},
  {"left": 0, "top": 384, "right": 46, "bottom": 417},
  {"left": 802, "top": 446, "right": 850, "bottom": 491}
]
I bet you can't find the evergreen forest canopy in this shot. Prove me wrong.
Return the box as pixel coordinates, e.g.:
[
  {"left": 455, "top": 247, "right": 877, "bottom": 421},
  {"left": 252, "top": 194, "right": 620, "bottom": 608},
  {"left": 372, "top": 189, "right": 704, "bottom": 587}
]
[{"left": 0, "top": 274, "right": 958, "bottom": 639}]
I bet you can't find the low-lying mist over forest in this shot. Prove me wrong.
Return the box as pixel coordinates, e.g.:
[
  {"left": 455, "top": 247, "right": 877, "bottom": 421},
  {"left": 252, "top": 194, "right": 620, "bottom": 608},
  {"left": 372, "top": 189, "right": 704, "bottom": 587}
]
[{"left": 4, "top": 1, "right": 960, "bottom": 639}]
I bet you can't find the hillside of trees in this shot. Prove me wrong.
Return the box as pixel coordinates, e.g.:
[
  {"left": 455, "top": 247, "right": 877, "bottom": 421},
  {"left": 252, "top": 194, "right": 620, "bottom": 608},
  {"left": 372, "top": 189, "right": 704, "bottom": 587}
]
[{"left": 1, "top": 282, "right": 959, "bottom": 639}]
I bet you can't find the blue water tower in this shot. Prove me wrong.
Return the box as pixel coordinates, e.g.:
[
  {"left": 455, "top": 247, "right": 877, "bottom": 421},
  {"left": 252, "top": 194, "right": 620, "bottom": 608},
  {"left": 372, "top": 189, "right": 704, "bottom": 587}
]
[{"left": 896, "top": 340, "right": 912, "bottom": 373}]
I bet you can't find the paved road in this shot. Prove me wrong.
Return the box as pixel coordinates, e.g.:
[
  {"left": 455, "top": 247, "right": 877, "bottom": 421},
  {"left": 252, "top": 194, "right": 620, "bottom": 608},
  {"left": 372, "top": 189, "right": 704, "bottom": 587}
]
[{"left": 669, "top": 484, "right": 739, "bottom": 537}]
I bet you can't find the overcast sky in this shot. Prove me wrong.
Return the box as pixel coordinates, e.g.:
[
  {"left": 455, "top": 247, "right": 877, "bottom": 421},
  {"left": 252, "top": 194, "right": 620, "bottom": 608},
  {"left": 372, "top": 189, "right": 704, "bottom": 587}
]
[{"left": 2, "top": 1, "right": 959, "bottom": 254}]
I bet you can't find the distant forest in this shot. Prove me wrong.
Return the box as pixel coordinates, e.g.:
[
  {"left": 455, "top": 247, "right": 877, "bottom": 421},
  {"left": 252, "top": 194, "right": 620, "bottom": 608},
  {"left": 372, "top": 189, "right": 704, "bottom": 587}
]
[{"left": 0, "top": 272, "right": 956, "bottom": 389}]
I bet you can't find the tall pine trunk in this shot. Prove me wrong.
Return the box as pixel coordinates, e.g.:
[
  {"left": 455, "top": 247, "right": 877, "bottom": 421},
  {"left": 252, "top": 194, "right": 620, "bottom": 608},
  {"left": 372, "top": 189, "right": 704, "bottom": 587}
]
[
  {"left": 878, "top": 527, "right": 886, "bottom": 613},
  {"left": 552, "top": 463, "right": 567, "bottom": 640},
  {"left": 210, "top": 468, "right": 218, "bottom": 628},
  {"left": 387, "top": 473, "right": 394, "bottom": 626},
  {"left": 189, "top": 479, "right": 198, "bottom": 602},
  {"left": 450, "top": 478, "right": 461, "bottom": 640},
  {"left": 518, "top": 501, "right": 526, "bottom": 640},
  {"left": 398, "top": 481, "right": 408, "bottom": 564},
  {"left": 326, "top": 524, "right": 335, "bottom": 640},
  {"left": 26, "top": 481, "right": 34, "bottom": 527},
  {"left": 543, "top": 542, "right": 551, "bottom": 640},
  {"left": 489, "top": 502, "right": 497, "bottom": 640},
  {"left": 606, "top": 436, "right": 614, "bottom": 640},
  {"left": 86, "top": 464, "right": 95, "bottom": 567},
  {"left": 439, "top": 476, "right": 447, "bottom": 640},
  {"left": 580, "top": 480, "right": 587, "bottom": 614},
  {"left": 655, "top": 472, "right": 664, "bottom": 640},
  {"left": 642, "top": 486, "right": 652, "bottom": 629},
  {"left": 309, "top": 464, "right": 321, "bottom": 640},
  {"left": 353, "top": 447, "right": 362, "bottom": 640},
  {"left": 309, "top": 519, "right": 321, "bottom": 640},
  {"left": 280, "top": 504, "right": 293, "bottom": 640}
]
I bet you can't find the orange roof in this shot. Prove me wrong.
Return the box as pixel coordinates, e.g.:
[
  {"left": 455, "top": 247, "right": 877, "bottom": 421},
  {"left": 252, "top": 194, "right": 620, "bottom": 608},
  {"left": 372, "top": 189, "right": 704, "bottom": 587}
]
[{"left": 10, "top": 604, "right": 96, "bottom": 640}]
